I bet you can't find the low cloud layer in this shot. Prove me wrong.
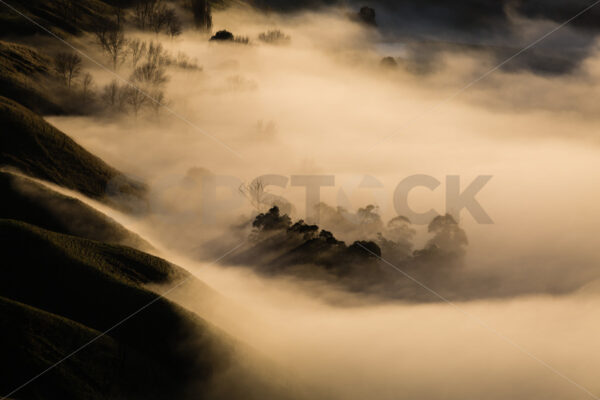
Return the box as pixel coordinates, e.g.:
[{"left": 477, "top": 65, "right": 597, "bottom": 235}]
[{"left": 36, "top": 3, "right": 600, "bottom": 398}]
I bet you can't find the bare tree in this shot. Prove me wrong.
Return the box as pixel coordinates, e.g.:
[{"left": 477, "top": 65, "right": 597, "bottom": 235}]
[
  {"left": 114, "top": 0, "right": 126, "bottom": 28},
  {"left": 258, "top": 30, "right": 291, "bottom": 45},
  {"left": 81, "top": 72, "right": 95, "bottom": 105},
  {"left": 94, "top": 19, "right": 127, "bottom": 70},
  {"left": 190, "top": 0, "right": 212, "bottom": 31},
  {"left": 55, "top": 52, "right": 82, "bottom": 88},
  {"left": 134, "top": 0, "right": 181, "bottom": 36},
  {"left": 149, "top": 3, "right": 170, "bottom": 34},
  {"left": 101, "top": 80, "right": 127, "bottom": 111},
  {"left": 123, "top": 86, "right": 148, "bottom": 116},
  {"left": 131, "top": 62, "right": 168, "bottom": 86},
  {"left": 175, "top": 52, "right": 200, "bottom": 70},
  {"left": 123, "top": 55, "right": 169, "bottom": 116},
  {"left": 166, "top": 10, "right": 182, "bottom": 39},
  {"left": 148, "top": 89, "right": 165, "bottom": 115},
  {"left": 145, "top": 41, "right": 170, "bottom": 67},
  {"left": 133, "top": 0, "right": 148, "bottom": 29},
  {"left": 239, "top": 179, "right": 267, "bottom": 212},
  {"left": 128, "top": 38, "right": 147, "bottom": 68},
  {"left": 133, "top": 0, "right": 158, "bottom": 30}
]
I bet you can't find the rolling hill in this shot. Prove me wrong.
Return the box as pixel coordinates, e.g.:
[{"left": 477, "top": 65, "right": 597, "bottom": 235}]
[
  {"left": 0, "top": 170, "right": 152, "bottom": 249},
  {"left": 0, "top": 96, "right": 147, "bottom": 212},
  {"left": 0, "top": 40, "right": 64, "bottom": 114},
  {"left": 0, "top": 219, "right": 304, "bottom": 400}
]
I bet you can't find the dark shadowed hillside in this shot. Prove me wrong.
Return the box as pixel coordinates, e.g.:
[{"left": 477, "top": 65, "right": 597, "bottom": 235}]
[
  {"left": 0, "top": 295, "right": 184, "bottom": 400},
  {"left": 0, "top": 171, "right": 152, "bottom": 250},
  {"left": 0, "top": 96, "right": 147, "bottom": 212},
  {"left": 0, "top": 219, "right": 223, "bottom": 399},
  {"left": 0, "top": 219, "right": 305, "bottom": 400},
  {"left": 0, "top": 0, "right": 115, "bottom": 37},
  {"left": 0, "top": 40, "right": 65, "bottom": 114}
]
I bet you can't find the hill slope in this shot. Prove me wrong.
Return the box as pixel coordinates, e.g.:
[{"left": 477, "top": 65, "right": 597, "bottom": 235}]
[
  {"left": 0, "top": 295, "right": 182, "bottom": 400},
  {"left": 0, "top": 0, "right": 115, "bottom": 37},
  {"left": 0, "top": 219, "right": 226, "bottom": 399},
  {"left": 0, "top": 40, "right": 64, "bottom": 114},
  {"left": 0, "top": 170, "right": 152, "bottom": 249},
  {"left": 0, "top": 219, "right": 307, "bottom": 399},
  {"left": 0, "top": 96, "right": 146, "bottom": 211}
]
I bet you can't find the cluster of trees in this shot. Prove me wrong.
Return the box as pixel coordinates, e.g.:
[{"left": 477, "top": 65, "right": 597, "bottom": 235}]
[
  {"left": 85, "top": 5, "right": 204, "bottom": 116},
  {"left": 208, "top": 29, "right": 292, "bottom": 46},
  {"left": 317, "top": 202, "right": 468, "bottom": 262},
  {"left": 210, "top": 29, "right": 293, "bottom": 45},
  {"left": 93, "top": 15, "right": 202, "bottom": 71},
  {"left": 100, "top": 79, "right": 163, "bottom": 117},
  {"left": 94, "top": 17, "right": 128, "bottom": 69},
  {"left": 91, "top": 0, "right": 214, "bottom": 70},
  {"left": 258, "top": 30, "right": 291, "bottom": 45},
  {"left": 56, "top": 0, "right": 213, "bottom": 38},
  {"left": 133, "top": 0, "right": 182, "bottom": 37},
  {"left": 54, "top": 37, "right": 199, "bottom": 116},
  {"left": 49, "top": 0, "right": 214, "bottom": 116},
  {"left": 133, "top": 0, "right": 213, "bottom": 34},
  {"left": 101, "top": 41, "right": 171, "bottom": 116},
  {"left": 128, "top": 38, "right": 201, "bottom": 70},
  {"left": 54, "top": 52, "right": 95, "bottom": 110},
  {"left": 219, "top": 201, "right": 469, "bottom": 299}
]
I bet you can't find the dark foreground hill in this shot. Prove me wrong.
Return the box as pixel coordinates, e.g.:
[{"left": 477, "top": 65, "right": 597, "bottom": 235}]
[
  {"left": 0, "top": 294, "right": 185, "bottom": 400},
  {"left": 0, "top": 170, "right": 152, "bottom": 250},
  {"left": 0, "top": 0, "right": 116, "bottom": 37},
  {"left": 0, "top": 219, "right": 217, "bottom": 399},
  {"left": 0, "top": 1, "right": 311, "bottom": 398},
  {"left": 0, "top": 219, "right": 303, "bottom": 400},
  {"left": 0, "top": 40, "right": 64, "bottom": 114},
  {"left": 0, "top": 96, "right": 147, "bottom": 212}
]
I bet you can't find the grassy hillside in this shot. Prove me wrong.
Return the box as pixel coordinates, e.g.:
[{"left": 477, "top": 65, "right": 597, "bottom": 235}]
[
  {"left": 0, "top": 295, "right": 185, "bottom": 400},
  {"left": 0, "top": 40, "right": 64, "bottom": 114},
  {"left": 0, "top": 219, "right": 232, "bottom": 399},
  {"left": 0, "top": 0, "right": 114, "bottom": 37},
  {"left": 0, "top": 171, "right": 152, "bottom": 250},
  {"left": 0, "top": 219, "right": 308, "bottom": 400},
  {"left": 0, "top": 96, "right": 147, "bottom": 212}
]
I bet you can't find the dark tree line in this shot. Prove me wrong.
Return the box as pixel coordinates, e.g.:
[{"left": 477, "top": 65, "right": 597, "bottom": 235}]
[{"left": 218, "top": 206, "right": 469, "bottom": 300}]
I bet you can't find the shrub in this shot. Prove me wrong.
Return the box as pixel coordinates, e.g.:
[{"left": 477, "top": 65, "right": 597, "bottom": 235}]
[
  {"left": 258, "top": 30, "right": 290, "bottom": 45},
  {"left": 210, "top": 30, "right": 234, "bottom": 41}
]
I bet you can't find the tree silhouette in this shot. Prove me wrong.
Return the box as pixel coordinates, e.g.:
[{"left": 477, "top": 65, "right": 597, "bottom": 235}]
[
  {"left": 258, "top": 30, "right": 291, "bottom": 44},
  {"left": 81, "top": 72, "right": 94, "bottom": 105},
  {"left": 190, "top": 0, "right": 212, "bottom": 31},
  {"left": 55, "top": 52, "right": 82, "bottom": 88},
  {"left": 94, "top": 18, "right": 127, "bottom": 70},
  {"left": 358, "top": 6, "right": 376, "bottom": 26},
  {"left": 128, "top": 39, "right": 147, "bottom": 68},
  {"left": 239, "top": 179, "right": 267, "bottom": 212},
  {"left": 166, "top": 11, "right": 182, "bottom": 39},
  {"left": 210, "top": 30, "right": 234, "bottom": 41}
]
